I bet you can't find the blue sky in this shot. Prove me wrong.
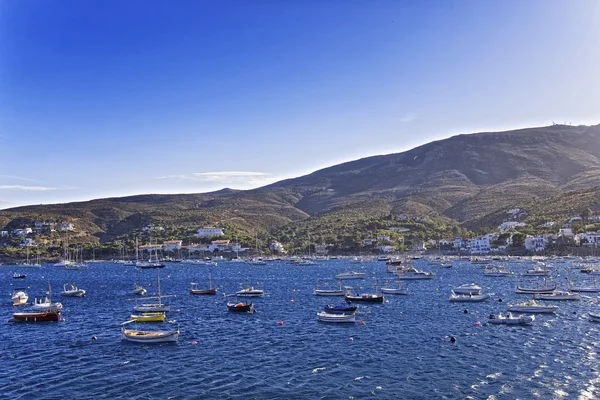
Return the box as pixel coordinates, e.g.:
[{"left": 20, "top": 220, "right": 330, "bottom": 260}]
[{"left": 1, "top": 0, "right": 599, "bottom": 208}]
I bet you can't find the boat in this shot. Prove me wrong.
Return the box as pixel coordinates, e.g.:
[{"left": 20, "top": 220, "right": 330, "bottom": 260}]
[
  {"left": 452, "top": 283, "right": 482, "bottom": 295},
  {"left": 31, "top": 283, "right": 63, "bottom": 312},
  {"left": 190, "top": 275, "right": 217, "bottom": 295},
  {"left": 317, "top": 312, "right": 356, "bottom": 323},
  {"left": 130, "top": 312, "right": 166, "bottom": 322},
  {"left": 448, "top": 291, "right": 490, "bottom": 302},
  {"left": 60, "top": 283, "right": 86, "bottom": 297},
  {"left": 380, "top": 279, "right": 409, "bottom": 295},
  {"left": 133, "top": 275, "right": 171, "bottom": 312},
  {"left": 488, "top": 312, "right": 535, "bottom": 325},
  {"left": 515, "top": 283, "right": 557, "bottom": 294},
  {"left": 121, "top": 323, "right": 179, "bottom": 343},
  {"left": 233, "top": 286, "right": 264, "bottom": 297},
  {"left": 227, "top": 299, "right": 254, "bottom": 313},
  {"left": 569, "top": 269, "right": 600, "bottom": 292},
  {"left": 588, "top": 312, "right": 600, "bottom": 322},
  {"left": 483, "top": 265, "right": 512, "bottom": 276},
  {"left": 132, "top": 283, "right": 147, "bottom": 296},
  {"left": 136, "top": 261, "right": 166, "bottom": 269},
  {"left": 11, "top": 289, "right": 28, "bottom": 306},
  {"left": 314, "top": 281, "right": 345, "bottom": 296},
  {"left": 12, "top": 308, "right": 61, "bottom": 322},
  {"left": 344, "top": 290, "right": 384, "bottom": 303},
  {"left": 12, "top": 273, "right": 26, "bottom": 279},
  {"left": 323, "top": 304, "right": 357, "bottom": 314},
  {"left": 396, "top": 267, "right": 434, "bottom": 280},
  {"left": 533, "top": 291, "right": 581, "bottom": 301},
  {"left": 508, "top": 300, "right": 558, "bottom": 313},
  {"left": 335, "top": 271, "right": 367, "bottom": 280}
]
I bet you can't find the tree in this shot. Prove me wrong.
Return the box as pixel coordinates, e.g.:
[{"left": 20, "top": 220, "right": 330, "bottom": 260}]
[
  {"left": 511, "top": 233, "right": 527, "bottom": 247},
  {"left": 582, "top": 208, "right": 593, "bottom": 220}
]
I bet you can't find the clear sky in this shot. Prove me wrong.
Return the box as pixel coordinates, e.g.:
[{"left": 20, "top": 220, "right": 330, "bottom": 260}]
[{"left": 1, "top": 0, "right": 599, "bottom": 208}]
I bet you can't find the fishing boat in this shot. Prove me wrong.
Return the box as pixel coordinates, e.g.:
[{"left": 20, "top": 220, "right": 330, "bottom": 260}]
[
  {"left": 11, "top": 289, "right": 28, "bottom": 306},
  {"left": 483, "top": 265, "right": 512, "bottom": 276},
  {"left": 323, "top": 304, "right": 357, "bottom": 314},
  {"left": 227, "top": 299, "right": 254, "bottom": 313},
  {"left": 488, "top": 312, "right": 535, "bottom": 325},
  {"left": 190, "top": 275, "right": 217, "bottom": 295},
  {"left": 314, "top": 281, "right": 345, "bottom": 296},
  {"left": 132, "top": 283, "right": 147, "bottom": 296},
  {"left": 121, "top": 322, "right": 179, "bottom": 343},
  {"left": 381, "top": 279, "right": 409, "bottom": 295},
  {"left": 452, "top": 283, "right": 482, "bottom": 295},
  {"left": 335, "top": 271, "right": 367, "bottom": 280},
  {"left": 132, "top": 275, "right": 171, "bottom": 312},
  {"left": 12, "top": 308, "right": 61, "bottom": 322},
  {"left": 130, "top": 311, "right": 166, "bottom": 322},
  {"left": 316, "top": 311, "right": 356, "bottom": 323},
  {"left": 569, "top": 269, "right": 600, "bottom": 292},
  {"left": 533, "top": 291, "right": 581, "bottom": 301},
  {"left": 508, "top": 300, "right": 558, "bottom": 313},
  {"left": 515, "top": 283, "right": 557, "bottom": 294},
  {"left": 12, "top": 273, "right": 26, "bottom": 279},
  {"left": 60, "top": 283, "right": 86, "bottom": 297},
  {"left": 344, "top": 291, "right": 384, "bottom": 303},
  {"left": 448, "top": 291, "right": 490, "bottom": 302}
]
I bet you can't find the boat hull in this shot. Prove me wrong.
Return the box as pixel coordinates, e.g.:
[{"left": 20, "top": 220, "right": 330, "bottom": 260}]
[
  {"left": 190, "top": 289, "right": 217, "bottom": 295},
  {"left": 314, "top": 290, "right": 345, "bottom": 296},
  {"left": 317, "top": 312, "right": 356, "bottom": 323},
  {"left": 12, "top": 310, "right": 60, "bottom": 322},
  {"left": 122, "top": 328, "right": 179, "bottom": 343},
  {"left": 345, "top": 294, "right": 384, "bottom": 303},
  {"left": 449, "top": 294, "right": 490, "bottom": 302},
  {"left": 227, "top": 303, "right": 254, "bottom": 313},
  {"left": 488, "top": 315, "right": 534, "bottom": 325},
  {"left": 381, "top": 288, "right": 409, "bottom": 295},
  {"left": 130, "top": 312, "right": 166, "bottom": 322}
]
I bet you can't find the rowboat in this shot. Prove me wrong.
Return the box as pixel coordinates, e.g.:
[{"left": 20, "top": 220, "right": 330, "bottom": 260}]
[
  {"left": 588, "top": 313, "right": 600, "bottom": 322},
  {"left": 335, "top": 271, "right": 367, "bottom": 280},
  {"left": 130, "top": 312, "right": 166, "bottom": 322},
  {"left": 533, "top": 291, "right": 580, "bottom": 301},
  {"left": 227, "top": 301, "right": 254, "bottom": 313},
  {"left": 344, "top": 292, "right": 384, "bottom": 303},
  {"left": 508, "top": 300, "right": 558, "bottom": 313},
  {"left": 323, "top": 304, "right": 357, "bottom": 314},
  {"left": 190, "top": 275, "right": 217, "bottom": 295},
  {"left": 121, "top": 325, "right": 179, "bottom": 343},
  {"left": 316, "top": 312, "right": 356, "bottom": 323},
  {"left": 515, "top": 283, "right": 557, "bottom": 294}
]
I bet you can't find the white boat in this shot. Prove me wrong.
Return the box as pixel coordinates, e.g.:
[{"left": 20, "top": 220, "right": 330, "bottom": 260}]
[
  {"left": 335, "top": 271, "right": 367, "bottom": 280},
  {"left": 121, "top": 325, "right": 179, "bottom": 343},
  {"left": 246, "top": 258, "right": 267, "bottom": 265},
  {"left": 452, "top": 283, "right": 482, "bottom": 295},
  {"left": 132, "top": 284, "right": 147, "bottom": 296},
  {"left": 488, "top": 312, "right": 535, "bottom": 325},
  {"left": 515, "top": 283, "right": 557, "bottom": 294},
  {"left": 483, "top": 265, "right": 512, "bottom": 276},
  {"left": 448, "top": 291, "right": 490, "bottom": 302},
  {"left": 381, "top": 279, "right": 409, "bottom": 295},
  {"left": 314, "top": 281, "right": 345, "bottom": 296},
  {"left": 348, "top": 257, "right": 364, "bottom": 264},
  {"left": 60, "top": 283, "right": 86, "bottom": 297},
  {"left": 316, "top": 311, "right": 356, "bottom": 323},
  {"left": 234, "top": 286, "right": 264, "bottom": 297},
  {"left": 11, "top": 290, "right": 28, "bottom": 306},
  {"left": 588, "top": 312, "right": 600, "bottom": 322},
  {"left": 534, "top": 291, "right": 580, "bottom": 301},
  {"left": 133, "top": 275, "right": 171, "bottom": 312},
  {"left": 524, "top": 267, "right": 548, "bottom": 276},
  {"left": 508, "top": 300, "right": 558, "bottom": 313},
  {"left": 396, "top": 267, "right": 434, "bottom": 280}
]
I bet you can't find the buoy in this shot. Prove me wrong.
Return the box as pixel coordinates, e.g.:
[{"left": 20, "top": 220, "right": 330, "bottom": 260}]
[
  {"left": 450, "top": 336, "right": 456, "bottom": 343},
  {"left": 278, "top": 320, "right": 283, "bottom": 326},
  {"left": 59, "top": 317, "right": 65, "bottom": 322},
  {"left": 349, "top": 337, "right": 354, "bottom": 341},
  {"left": 385, "top": 300, "right": 390, "bottom": 304},
  {"left": 359, "top": 320, "right": 364, "bottom": 325},
  {"left": 593, "top": 298, "right": 598, "bottom": 303},
  {"left": 464, "top": 309, "right": 469, "bottom": 314},
  {"left": 91, "top": 336, "right": 97, "bottom": 341},
  {"left": 475, "top": 321, "right": 481, "bottom": 326},
  {"left": 176, "top": 309, "right": 181, "bottom": 313},
  {"left": 498, "top": 298, "right": 503, "bottom": 302},
  {"left": 573, "top": 311, "right": 577, "bottom": 315},
  {"left": 560, "top": 342, "right": 564, "bottom": 346},
  {"left": 191, "top": 341, "right": 197, "bottom": 345},
  {"left": 290, "top": 299, "right": 294, "bottom": 303}
]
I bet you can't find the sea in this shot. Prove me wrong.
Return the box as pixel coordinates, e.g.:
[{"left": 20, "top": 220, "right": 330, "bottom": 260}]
[{"left": 2, "top": 258, "right": 600, "bottom": 399}]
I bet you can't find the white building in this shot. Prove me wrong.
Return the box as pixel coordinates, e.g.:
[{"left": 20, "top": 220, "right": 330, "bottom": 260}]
[
  {"left": 162, "top": 240, "right": 182, "bottom": 251},
  {"left": 377, "top": 235, "right": 391, "bottom": 242},
  {"left": 559, "top": 228, "right": 574, "bottom": 237},
  {"left": 269, "top": 240, "right": 286, "bottom": 253},
  {"left": 59, "top": 222, "right": 74, "bottom": 231},
  {"left": 20, "top": 238, "right": 36, "bottom": 246},
  {"left": 540, "top": 221, "right": 555, "bottom": 228},
  {"left": 378, "top": 245, "right": 397, "bottom": 253},
  {"left": 578, "top": 232, "right": 600, "bottom": 247},
  {"left": 498, "top": 221, "right": 526, "bottom": 233},
  {"left": 507, "top": 208, "right": 521, "bottom": 217},
  {"left": 12, "top": 228, "right": 32, "bottom": 236},
  {"left": 195, "top": 227, "right": 224, "bottom": 238},
  {"left": 0, "top": 231, "right": 8, "bottom": 237},
  {"left": 143, "top": 225, "right": 164, "bottom": 231},
  {"left": 524, "top": 235, "right": 546, "bottom": 252},
  {"left": 208, "top": 239, "right": 231, "bottom": 252},
  {"left": 314, "top": 244, "right": 328, "bottom": 255},
  {"left": 467, "top": 237, "right": 491, "bottom": 254}
]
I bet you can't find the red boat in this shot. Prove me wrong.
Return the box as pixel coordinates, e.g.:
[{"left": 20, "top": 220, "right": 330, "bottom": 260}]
[{"left": 12, "top": 308, "right": 61, "bottom": 322}]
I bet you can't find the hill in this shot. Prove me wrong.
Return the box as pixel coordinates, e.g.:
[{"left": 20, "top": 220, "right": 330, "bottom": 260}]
[{"left": 2, "top": 124, "right": 600, "bottom": 246}]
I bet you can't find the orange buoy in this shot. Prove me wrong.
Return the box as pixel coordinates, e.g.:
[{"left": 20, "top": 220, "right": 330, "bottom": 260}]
[
  {"left": 359, "top": 320, "right": 364, "bottom": 325},
  {"left": 349, "top": 337, "right": 354, "bottom": 341},
  {"left": 385, "top": 300, "right": 390, "bottom": 304},
  {"left": 475, "top": 321, "right": 481, "bottom": 326},
  {"left": 191, "top": 341, "right": 197, "bottom": 345},
  {"left": 278, "top": 320, "right": 283, "bottom": 325},
  {"left": 59, "top": 317, "right": 65, "bottom": 322},
  {"left": 290, "top": 299, "right": 294, "bottom": 303},
  {"left": 176, "top": 309, "right": 181, "bottom": 312}
]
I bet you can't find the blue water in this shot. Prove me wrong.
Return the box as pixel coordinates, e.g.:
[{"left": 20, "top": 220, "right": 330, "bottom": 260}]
[{"left": 2, "top": 259, "right": 600, "bottom": 399}]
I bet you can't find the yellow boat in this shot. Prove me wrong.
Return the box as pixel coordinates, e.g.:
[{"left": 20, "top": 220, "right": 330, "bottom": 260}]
[{"left": 130, "top": 312, "right": 166, "bottom": 322}]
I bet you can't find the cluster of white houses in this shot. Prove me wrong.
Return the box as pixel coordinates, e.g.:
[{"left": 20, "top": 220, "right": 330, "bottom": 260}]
[{"left": 1, "top": 221, "right": 74, "bottom": 238}]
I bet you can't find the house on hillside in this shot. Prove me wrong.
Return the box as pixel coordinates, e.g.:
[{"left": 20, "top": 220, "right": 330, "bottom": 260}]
[
  {"left": 378, "top": 245, "right": 396, "bottom": 253},
  {"left": 269, "top": 240, "right": 286, "bottom": 253},
  {"left": 208, "top": 239, "right": 231, "bottom": 252},
  {"left": 525, "top": 235, "right": 546, "bottom": 252},
  {"left": 59, "top": 222, "right": 74, "bottom": 231},
  {"left": 163, "top": 240, "right": 182, "bottom": 251},
  {"left": 195, "top": 227, "right": 224, "bottom": 238},
  {"left": 498, "top": 221, "right": 526, "bottom": 233},
  {"left": 467, "top": 236, "right": 491, "bottom": 254},
  {"left": 12, "top": 228, "right": 32, "bottom": 236},
  {"left": 578, "top": 232, "right": 600, "bottom": 247},
  {"left": 376, "top": 234, "right": 391, "bottom": 242},
  {"left": 314, "top": 243, "right": 328, "bottom": 255},
  {"left": 139, "top": 243, "right": 162, "bottom": 252}
]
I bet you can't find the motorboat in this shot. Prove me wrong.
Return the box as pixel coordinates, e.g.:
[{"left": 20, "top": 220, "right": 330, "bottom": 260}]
[
  {"left": 323, "top": 305, "right": 357, "bottom": 314},
  {"left": 12, "top": 273, "right": 26, "bottom": 279},
  {"left": 396, "top": 267, "right": 434, "bottom": 280},
  {"left": 235, "top": 287, "right": 264, "bottom": 297},
  {"left": 515, "top": 283, "right": 557, "bottom": 294},
  {"left": 483, "top": 265, "right": 512, "bottom": 276},
  {"left": 508, "top": 300, "right": 558, "bottom": 313},
  {"left": 132, "top": 284, "right": 147, "bottom": 296},
  {"left": 31, "top": 296, "right": 63, "bottom": 312},
  {"left": 316, "top": 311, "right": 356, "bottom": 323},
  {"left": 121, "top": 325, "right": 179, "bottom": 343},
  {"left": 448, "top": 291, "right": 490, "bottom": 302},
  {"left": 533, "top": 291, "right": 580, "bottom": 301},
  {"left": 452, "top": 283, "right": 482, "bottom": 295},
  {"left": 588, "top": 313, "right": 600, "bottom": 322},
  {"left": 227, "top": 301, "right": 254, "bottom": 313},
  {"left": 136, "top": 261, "right": 165, "bottom": 269},
  {"left": 524, "top": 267, "right": 548, "bottom": 276},
  {"left": 344, "top": 292, "right": 384, "bottom": 303},
  {"left": 11, "top": 290, "right": 28, "bottom": 306},
  {"left": 246, "top": 258, "right": 267, "bottom": 266},
  {"left": 12, "top": 308, "right": 61, "bottom": 322},
  {"left": 488, "top": 312, "right": 535, "bottom": 325},
  {"left": 335, "top": 271, "right": 367, "bottom": 280},
  {"left": 60, "top": 283, "right": 86, "bottom": 297},
  {"left": 381, "top": 279, "right": 409, "bottom": 295},
  {"left": 130, "top": 312, "right": 166, "bottom": 322}
]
